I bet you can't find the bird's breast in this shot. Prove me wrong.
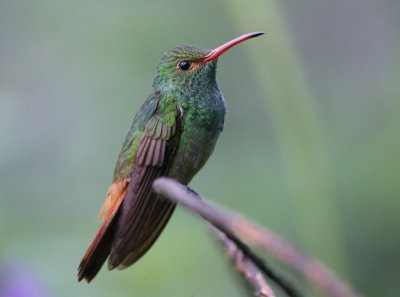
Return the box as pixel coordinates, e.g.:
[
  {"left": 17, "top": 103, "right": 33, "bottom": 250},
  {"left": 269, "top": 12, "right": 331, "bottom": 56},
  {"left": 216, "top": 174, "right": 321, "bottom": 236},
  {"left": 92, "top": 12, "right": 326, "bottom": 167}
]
[{"left": 167, "top": 98, "right": 226, "bottom": 184}]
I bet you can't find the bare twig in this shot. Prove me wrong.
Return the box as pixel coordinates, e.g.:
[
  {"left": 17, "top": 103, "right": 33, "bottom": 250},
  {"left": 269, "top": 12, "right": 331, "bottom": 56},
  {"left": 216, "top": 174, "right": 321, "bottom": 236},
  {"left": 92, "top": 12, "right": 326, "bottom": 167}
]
[
  {"left": 209, "top": 224, "right": 276, "bottom": 297},
  {"left": 184, "top": 186, "right": 300, "bottom": 297},
  {"left": 210, "top": 224, "right": 301, "bottom": 297},
  {"left": 153, "top": 177, "right": 363, "bottom": 297}
]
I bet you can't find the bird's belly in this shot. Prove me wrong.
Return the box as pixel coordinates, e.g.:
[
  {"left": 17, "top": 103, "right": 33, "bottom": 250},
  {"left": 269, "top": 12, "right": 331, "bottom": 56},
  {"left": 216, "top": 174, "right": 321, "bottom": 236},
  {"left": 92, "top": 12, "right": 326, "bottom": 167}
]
[{"left": 167, "top": 127, "right": 221, "bottom": 185}]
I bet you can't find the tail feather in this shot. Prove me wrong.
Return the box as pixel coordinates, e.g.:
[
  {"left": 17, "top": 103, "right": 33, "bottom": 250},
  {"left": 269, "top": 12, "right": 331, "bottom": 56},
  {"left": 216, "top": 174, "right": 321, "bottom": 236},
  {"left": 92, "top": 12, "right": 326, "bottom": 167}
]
[
  {"left": 78, "top": 216, "right": 118, "bottom": 282},
  {"left": 78, "top": 180, "right": 128, "bottom": 282}
]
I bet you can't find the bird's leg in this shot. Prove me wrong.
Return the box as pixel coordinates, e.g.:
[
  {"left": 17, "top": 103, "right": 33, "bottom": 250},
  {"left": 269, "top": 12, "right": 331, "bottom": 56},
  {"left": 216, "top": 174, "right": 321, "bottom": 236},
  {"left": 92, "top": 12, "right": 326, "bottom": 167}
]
[{"left": 185, "top": 186, "right": 199, "bottom": 198}]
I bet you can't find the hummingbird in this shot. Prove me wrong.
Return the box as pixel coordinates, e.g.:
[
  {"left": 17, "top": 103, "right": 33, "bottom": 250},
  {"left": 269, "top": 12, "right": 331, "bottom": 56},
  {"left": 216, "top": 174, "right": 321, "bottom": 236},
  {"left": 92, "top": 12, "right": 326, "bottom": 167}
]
[{"left": 78, "top": 32, "right": 265, "bottom": 282}]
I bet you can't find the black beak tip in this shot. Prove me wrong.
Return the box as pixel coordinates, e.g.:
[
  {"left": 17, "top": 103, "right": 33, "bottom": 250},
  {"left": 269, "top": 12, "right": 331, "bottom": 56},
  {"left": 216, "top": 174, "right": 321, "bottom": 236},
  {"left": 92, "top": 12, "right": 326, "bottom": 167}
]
[{"left": 253, "top": 31, "right": 266, "bottom": 37}]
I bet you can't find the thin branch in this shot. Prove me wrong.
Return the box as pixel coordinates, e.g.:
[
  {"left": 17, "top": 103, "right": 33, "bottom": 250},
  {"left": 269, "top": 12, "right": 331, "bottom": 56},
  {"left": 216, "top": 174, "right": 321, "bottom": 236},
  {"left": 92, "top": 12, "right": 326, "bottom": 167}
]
[
  {"left": 210, "top": 224, "right": 301, "bottom": 297},
  {"left": 153, "top": 177, "right": 363, "bottom": 297},
  {"left": 209, "top": 224, "right": 276, "bottom": 297},
  {"left": 184, "top": 186, "right": 300, "bottom": 297}
]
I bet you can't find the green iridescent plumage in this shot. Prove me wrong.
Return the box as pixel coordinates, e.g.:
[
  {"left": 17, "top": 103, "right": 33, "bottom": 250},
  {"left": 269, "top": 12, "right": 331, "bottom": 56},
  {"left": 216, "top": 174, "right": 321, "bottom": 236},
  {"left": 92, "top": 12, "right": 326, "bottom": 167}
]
[
  {"left": 78, "top": 32, "right": 264, "bottom": 282},
  {"left": 113, "top": 45, "right": 225, "bottom": 183}
]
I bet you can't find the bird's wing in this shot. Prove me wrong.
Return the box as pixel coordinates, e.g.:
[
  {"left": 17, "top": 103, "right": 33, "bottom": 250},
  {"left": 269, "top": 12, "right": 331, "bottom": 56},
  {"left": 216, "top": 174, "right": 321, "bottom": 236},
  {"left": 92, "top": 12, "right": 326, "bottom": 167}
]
[
  {"left": 115, "top": 192, "right": 176, "bottom": 268},
  {"left": 108, "top": 105, "right": 181, "bottom": 269},
  {"left": 78, "top": 96, "right": 180, "bottom": 281}
]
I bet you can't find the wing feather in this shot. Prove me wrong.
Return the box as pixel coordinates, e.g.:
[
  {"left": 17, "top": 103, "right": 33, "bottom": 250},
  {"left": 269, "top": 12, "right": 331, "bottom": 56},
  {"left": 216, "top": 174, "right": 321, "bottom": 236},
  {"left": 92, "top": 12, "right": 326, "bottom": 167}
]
[
  {"left": 108, "top": 114, "right": 179, "bottom": 269},
  {"left": 117, "top": 198, "right": 176, "bottom": 268},
  {"left": 78, "top": 94, "right": 178, "bottom": 282}
]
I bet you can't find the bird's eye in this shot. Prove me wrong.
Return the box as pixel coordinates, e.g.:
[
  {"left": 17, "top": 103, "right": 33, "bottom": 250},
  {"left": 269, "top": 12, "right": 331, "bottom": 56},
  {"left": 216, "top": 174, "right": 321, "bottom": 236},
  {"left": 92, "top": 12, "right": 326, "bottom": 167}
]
[{"left": 178, "top": 61, "right": 191, "bottom": 71}]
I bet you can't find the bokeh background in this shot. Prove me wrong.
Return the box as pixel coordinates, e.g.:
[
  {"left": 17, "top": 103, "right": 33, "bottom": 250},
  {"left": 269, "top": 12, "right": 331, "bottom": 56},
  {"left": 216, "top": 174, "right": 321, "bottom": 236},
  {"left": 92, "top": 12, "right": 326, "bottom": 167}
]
[{"left": 1, "top": 0, "right": 399, "bottom": 296}]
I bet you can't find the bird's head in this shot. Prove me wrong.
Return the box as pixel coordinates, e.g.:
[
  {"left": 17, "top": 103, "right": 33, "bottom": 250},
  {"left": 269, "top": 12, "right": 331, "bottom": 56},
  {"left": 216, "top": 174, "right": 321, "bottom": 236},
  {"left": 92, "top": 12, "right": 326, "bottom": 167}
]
[{"left": 153, "top": 32, "right": 265, "bottom": 95}]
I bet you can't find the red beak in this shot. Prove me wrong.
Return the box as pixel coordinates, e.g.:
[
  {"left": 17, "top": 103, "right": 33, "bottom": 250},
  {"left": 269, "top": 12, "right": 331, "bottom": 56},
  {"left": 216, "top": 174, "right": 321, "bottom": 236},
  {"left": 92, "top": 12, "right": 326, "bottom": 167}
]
[{"left": 202, "top": 32, "right": 265, "bottom": 63}]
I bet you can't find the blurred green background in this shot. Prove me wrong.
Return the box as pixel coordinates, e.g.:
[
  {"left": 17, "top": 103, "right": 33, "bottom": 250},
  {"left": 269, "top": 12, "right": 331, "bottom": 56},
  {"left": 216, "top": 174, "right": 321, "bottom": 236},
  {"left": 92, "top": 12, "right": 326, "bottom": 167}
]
[{"left": 1, "top": 0, "right": 399, "bottom": 296}]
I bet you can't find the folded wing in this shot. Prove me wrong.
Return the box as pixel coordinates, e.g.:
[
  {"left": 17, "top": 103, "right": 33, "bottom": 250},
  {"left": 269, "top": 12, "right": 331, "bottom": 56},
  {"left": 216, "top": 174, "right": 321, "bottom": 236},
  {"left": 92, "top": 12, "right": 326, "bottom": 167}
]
[
  {"left": 78, "top": 103, "right": 180, "bottom": 281},
  {"left": 108, "top": 115, "right": 179, "bottom": 269}
]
